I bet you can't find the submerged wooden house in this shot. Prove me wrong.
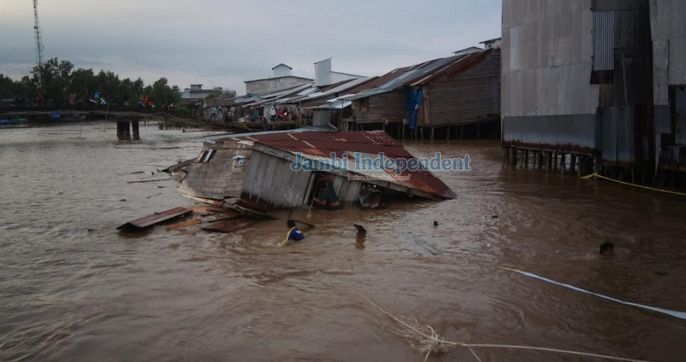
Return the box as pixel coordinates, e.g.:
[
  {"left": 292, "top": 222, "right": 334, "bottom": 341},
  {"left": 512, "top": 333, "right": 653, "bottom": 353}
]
[
  {"left": 172, "top": 129, "right": 455, "bottom": 208},
  {"left": 343, "top": 48, "right": 501, "bottom": 139}
]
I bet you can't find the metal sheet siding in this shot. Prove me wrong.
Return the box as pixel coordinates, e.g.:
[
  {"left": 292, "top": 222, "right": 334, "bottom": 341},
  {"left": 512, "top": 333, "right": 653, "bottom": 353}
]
[
  {"left": 502, "top": 0, "right": 599, "bottom": 118},
  {"left": 502, "top": 114, "right": 598, "bottom": 150},
  {"left": 242, "top": 151, "right": 312, "bottom": 208},
  {"left": 592, "top": 11, "right": 615, "bottom": 71},
  {"left": 599, "top": 106, "right": 636, "bottom": 162}
]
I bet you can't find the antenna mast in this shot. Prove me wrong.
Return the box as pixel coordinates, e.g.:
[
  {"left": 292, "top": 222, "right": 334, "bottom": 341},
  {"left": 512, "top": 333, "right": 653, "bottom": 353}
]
[{"left": 33, "top": 0, "right": 44, "bottom": 66}]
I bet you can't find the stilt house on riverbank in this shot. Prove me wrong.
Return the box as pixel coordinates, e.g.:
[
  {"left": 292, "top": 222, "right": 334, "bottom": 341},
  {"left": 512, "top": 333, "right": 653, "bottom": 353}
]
[
  {"left": 341, "top": 48, "right": 501, "bottom": 140},
  {"left": 501, "top": 0, "right": 686, "bottom": 179}
]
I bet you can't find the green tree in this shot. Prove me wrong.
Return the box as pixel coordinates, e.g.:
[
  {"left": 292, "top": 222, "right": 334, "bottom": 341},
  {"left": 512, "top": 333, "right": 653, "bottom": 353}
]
[
  {"left": 68, "top": 68, "right": 95, "bottom": 102},
  {"left": 146, "top": 77, "right": 181, "bottom": 107},
  {"left": 0, "top": 58, "right": 183, "bottom": 109},
  {"left": 32, "top": 58, "right": 73, "bottom": 105},
  {"left": 0, "top": 74, "right": 23, "bottom": 98}
]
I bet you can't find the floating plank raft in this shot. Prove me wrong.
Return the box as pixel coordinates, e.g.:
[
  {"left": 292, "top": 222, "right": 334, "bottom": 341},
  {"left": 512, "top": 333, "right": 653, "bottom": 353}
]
[
  {"left": 117, "top": 207, "right": 192, "bottom": 231},
  {"left": 201, "top": 218, "right": 255, "bottom": 233}
]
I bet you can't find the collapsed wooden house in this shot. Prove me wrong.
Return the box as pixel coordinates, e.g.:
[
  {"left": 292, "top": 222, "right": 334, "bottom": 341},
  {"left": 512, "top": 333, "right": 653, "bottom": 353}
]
[
  {"left": 169, "top": 129, "right": 455, "bottom": 209},
  {"left": 342, "top": 48, "right": 501, "bottom": 140}
]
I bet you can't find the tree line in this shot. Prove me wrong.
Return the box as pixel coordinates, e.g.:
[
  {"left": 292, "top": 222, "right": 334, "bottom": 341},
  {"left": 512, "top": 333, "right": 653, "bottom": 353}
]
[{"left": 0, "top": 58, "right": 181, "bottom": 109}]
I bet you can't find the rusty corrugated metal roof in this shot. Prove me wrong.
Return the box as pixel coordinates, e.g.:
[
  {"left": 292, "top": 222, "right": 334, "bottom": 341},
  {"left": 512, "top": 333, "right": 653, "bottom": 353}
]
[{"left": 246, "top": 131, "right": 456, "bottom": 199}]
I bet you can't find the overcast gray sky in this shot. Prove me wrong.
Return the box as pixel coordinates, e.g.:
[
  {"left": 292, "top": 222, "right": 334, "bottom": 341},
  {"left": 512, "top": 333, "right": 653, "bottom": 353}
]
[{"left": 0, "top": 0, "right": 501, "bottom": 94}]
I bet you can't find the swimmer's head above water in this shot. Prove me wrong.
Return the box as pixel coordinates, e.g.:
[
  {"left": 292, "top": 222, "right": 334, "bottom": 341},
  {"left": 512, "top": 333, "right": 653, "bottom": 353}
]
[{"left": 599, "top": 242, "right": 615, "bottom": 257}]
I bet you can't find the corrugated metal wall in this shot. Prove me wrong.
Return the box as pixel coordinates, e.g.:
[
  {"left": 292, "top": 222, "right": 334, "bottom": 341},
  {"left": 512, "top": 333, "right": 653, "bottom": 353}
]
[
  {"left": 598, "top": 106, "right": 636, "bottom": 162},
  {"left": 592, "top": 11, "right": 615, "bottom": 72},
  {"left": 502, "top": 114, "right": 598, "bottom": 149},
  {"left": 593, "top": 0, "right": 653, "bottom": 108},
  {"left": 331, "top": 175, "right": 362, "bottom": 202},
  {"left": 501, "top": 0, "right": 600, "bottom": 150},
  {"left": 651, "top": 0, "right": 686, "bottom": 102},
  {"left": 242, "top": 151, "right": 312, "bottom": 207},
  {"left": 676, "top": 86, "right": 686, "bottom": 145}
]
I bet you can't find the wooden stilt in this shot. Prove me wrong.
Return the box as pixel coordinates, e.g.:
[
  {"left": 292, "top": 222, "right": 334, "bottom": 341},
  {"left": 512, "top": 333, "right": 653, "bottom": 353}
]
[
  {"left": 512, "top": 148, "right": 518, "bottom": 167},
  {"left": 132, "top": 121, "right": 140, "bottom": 140},
  {"left": 560, "top": 153, "right": 566, "bottom": 174},
  {"left": 118, "top": 121, "right": 132, "bottom": 141}
]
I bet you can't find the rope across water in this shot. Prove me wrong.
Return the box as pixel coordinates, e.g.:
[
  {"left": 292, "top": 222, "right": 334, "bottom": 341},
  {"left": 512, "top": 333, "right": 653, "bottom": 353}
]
[{"left": 581, "top": 172, "right": 686, "bottom": 197}]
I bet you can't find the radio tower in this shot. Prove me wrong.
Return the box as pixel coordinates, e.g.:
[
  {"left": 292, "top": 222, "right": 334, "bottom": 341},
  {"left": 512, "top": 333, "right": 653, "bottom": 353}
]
[{"left": 33, "top": 0, "right": 44, "bottom": 66}]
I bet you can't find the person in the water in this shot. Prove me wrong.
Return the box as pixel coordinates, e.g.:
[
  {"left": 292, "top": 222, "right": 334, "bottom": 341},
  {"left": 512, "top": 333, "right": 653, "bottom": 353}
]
[
  {"left": 279, "top": 219, "right": 305, "bottom": 246},
  {"left": 599, "top": 242, "right": 615, "bottom": 257}
]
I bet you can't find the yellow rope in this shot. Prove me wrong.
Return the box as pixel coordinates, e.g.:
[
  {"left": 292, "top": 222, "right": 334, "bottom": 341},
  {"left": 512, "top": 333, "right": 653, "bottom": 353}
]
[
  {"left": 581, "top": 173, "right": 686, "bottom": 197},
  {"left": 364, "top": 296, "right": 650, "bottom": 362}
]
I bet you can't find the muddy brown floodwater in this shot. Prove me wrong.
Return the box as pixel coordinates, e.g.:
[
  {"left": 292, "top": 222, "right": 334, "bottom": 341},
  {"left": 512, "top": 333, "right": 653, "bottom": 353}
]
[{"left": 1, "top": 122, "right": 685, "bottom": 362}]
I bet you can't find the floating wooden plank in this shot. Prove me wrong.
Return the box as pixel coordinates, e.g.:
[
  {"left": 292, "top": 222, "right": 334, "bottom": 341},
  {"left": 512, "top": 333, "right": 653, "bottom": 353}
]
[
  {"left": 200, "top": 211, "right": 243, "bottom": 224},
  {"left": 223, "top": 198, "right": 274, "bottom": 219},
  {"left": 191, "top": 205, "right": 239, "bottom": 216},
  {"left": 166, "top": 218, "right": 201, "bottom": 231},
  {"left": 201, "top": 219, "right": 255, "bottom": 233},
  {"left": 126, "top": 178, "right": 170, "bottom": 184},
  {"left": 117, "top": 207, "right": 192, "bottom": 231}
]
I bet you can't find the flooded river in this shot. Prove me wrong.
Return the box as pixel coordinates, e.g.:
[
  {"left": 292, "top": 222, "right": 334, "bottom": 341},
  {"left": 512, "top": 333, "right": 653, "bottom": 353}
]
[{"left": 1, "top": 122, "right": 685, "bottom": 361}]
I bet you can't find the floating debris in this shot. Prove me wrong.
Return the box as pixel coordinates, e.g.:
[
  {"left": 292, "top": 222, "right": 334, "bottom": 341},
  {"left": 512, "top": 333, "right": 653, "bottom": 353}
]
[
  {"left": 117, "top": 207, "right": 192, "bottom": 231},
  {"left": 126, "top": 178, "right": 169, "bottom": 184},
  {"left": 202, "top": 218, "right": 255, "bottom": 233}
]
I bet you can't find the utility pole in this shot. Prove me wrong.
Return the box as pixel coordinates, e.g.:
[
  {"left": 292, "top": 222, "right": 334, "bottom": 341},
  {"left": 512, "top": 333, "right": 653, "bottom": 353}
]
[{"left": 33, "top": 0, "right": 44, "bottom": 66}]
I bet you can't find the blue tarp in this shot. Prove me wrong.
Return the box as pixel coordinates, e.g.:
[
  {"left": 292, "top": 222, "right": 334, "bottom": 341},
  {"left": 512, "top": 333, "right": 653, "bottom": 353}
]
[{"left": 406, "top": 86, "right": 423, "bottom": 130}]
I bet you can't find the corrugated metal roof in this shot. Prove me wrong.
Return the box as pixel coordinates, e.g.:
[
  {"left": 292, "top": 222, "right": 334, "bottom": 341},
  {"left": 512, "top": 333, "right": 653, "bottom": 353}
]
[
  {"left": 341, "top": 53, "right": 472, "bottom": 101},
  {"left": 243, "top": 131, "right": 455, "bottom": 199},
  {"left": 299, "top": 77, "right": 372, "bottom": 102},
  {"left": 243, "top": 84, "right": 314, "bottom": 107},
  {"left": 410, "top": 50, "right": 492, "bottom": 86},
  {"left": 301, "top": 100, "right": 351, "bottom": 110}
]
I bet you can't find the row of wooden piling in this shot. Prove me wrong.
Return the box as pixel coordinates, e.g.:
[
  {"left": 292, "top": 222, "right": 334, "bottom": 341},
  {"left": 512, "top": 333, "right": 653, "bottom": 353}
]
[
  {"left": 504, "top": 147, "right": 599, "bottom": 176},
  {"left": 345, "top": 121, "right": 499, "bottom": 141}
]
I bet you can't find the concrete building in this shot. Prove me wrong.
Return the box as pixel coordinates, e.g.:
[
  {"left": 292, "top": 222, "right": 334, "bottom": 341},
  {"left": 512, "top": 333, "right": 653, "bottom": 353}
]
[
  {"left": 313, "top": 58, "right": 365, "bottom": 86},
  {"left": 501, "top": 0, "right": 686, "bottom": 178},
  {"left": 181, "top": 84, "right": 223, "bottom": 103},
  {"left": 244, "top": 64, "right": 313, "bottom": 96},
  {"left": 480, "top": 37, "right": 502, "bottom": 50}
]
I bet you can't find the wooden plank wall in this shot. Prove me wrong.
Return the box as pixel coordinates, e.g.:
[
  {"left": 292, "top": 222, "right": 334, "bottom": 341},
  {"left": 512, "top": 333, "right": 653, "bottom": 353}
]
[
  {"left": 426, "top": 51, "right": 501, "bottom": 127},
  {"left": 180, "top": 141, "right": 253, "bottom": 200},
  {"left": 353, "top": 90, "right": 406, "bottom": 124}
]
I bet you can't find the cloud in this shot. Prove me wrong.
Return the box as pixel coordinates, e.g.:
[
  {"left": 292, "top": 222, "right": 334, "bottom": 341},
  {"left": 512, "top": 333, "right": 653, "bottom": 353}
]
[{"left": 0, "top": 0, "right": 501, "bottom": 94}]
